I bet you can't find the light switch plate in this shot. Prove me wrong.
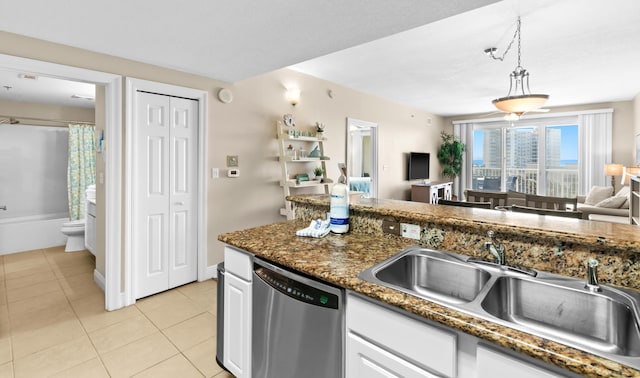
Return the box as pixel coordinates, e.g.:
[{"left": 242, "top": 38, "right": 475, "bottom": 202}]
[{"left": 401, "top": 223, "right": 421, "bottom": 240}]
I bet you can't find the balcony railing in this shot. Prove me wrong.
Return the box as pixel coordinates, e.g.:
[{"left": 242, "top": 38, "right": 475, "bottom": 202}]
[{"left": 472, "top": 167, "right": 578, "bottom": 197}]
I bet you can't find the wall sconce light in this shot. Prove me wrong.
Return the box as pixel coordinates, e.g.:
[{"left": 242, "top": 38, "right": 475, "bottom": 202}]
[{"left": 285, "top": 87, "right": 300, "bottom": 106}]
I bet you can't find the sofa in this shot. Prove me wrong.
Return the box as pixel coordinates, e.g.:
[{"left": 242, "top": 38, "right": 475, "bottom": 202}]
[
  {"left": 464, "top": 187, "right": 630, "bottom": 223},
  {"left": 576, "top": 186, "right": 629, "bottom": 223}
]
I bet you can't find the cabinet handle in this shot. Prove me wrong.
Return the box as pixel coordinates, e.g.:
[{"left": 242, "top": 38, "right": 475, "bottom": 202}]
[
  {"left": 174, "top": 201, "right": 185, "bottom": 206},
  {"left": 0, "top": 205, "right": 6, "bottom": 211}
]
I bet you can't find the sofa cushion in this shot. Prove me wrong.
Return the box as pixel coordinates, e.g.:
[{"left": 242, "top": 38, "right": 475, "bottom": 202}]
[
  {"left": 615, "top": 186, "right": 630, "bottom": 209},
  {"left": 584, "top": 186, "right": 613, "bottom": 205},
  {"left": 595, "top": 196, "right": 626, "bottom": 208}
]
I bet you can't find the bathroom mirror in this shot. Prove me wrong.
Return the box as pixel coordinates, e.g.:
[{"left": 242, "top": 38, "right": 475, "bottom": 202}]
[{"left": 346, "top": 118, "right": 378, "bottom": 198}]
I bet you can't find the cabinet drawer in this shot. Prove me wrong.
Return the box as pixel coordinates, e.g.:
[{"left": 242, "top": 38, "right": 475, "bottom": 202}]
[
  {"left": 347, "top": 293, "right": 456, "bottom": 378},
  {"left": 224, "top": 246, "right": 253, "bottom": 281},
  {"left": 347, "top": 332, "right": 440, "bottom": 378}
]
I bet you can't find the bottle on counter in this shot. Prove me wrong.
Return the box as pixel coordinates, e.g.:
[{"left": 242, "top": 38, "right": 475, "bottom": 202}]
[{"left": 330, "top": 164, "right": 349, "bottom": 234}]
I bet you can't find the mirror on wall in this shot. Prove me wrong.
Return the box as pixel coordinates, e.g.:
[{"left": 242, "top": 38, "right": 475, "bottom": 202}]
[{"left": 346, "top": 118, "right": 378, "bottom": 198}]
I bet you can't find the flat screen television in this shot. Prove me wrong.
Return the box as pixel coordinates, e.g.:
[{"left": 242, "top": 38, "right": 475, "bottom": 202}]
[{"left": 407, "top": 152, "right": 430, "bottom": 181}]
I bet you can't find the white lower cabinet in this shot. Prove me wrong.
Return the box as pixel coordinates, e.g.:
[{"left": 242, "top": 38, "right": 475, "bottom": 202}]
[
  {"left": 476, "top": 345, "right": 564, "bottom": 378},
  {"left": 346, "top": 293, "right": 456, "bottom": 378},
  {"left": 347, "top": 332, "right": 440, "bottom": 378},
  {"left": 346, "top": 292, "right": 575, "bottom": 378},
  {"left": 223, "top": 247, "right": 253, "bottom": 378}
]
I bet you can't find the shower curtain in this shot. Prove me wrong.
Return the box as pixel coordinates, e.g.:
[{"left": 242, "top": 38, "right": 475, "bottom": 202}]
[{"left": 67, "top": 124, "right": 96, "bottom": 220}]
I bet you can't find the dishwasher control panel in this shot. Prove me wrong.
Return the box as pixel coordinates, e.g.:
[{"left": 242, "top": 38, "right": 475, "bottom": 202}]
[{"left": 255, "top": 267, "right": 339, "bottom": 309}]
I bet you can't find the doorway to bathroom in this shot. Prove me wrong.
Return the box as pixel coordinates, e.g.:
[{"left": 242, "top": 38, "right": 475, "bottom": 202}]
[{"left": 0, "top": 53, "right": 123, "bottom": 311}]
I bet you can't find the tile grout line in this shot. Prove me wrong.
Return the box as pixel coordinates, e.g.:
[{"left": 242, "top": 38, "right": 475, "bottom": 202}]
[{"left": 47, "top": 247, "right": 114, "bottom": 378}]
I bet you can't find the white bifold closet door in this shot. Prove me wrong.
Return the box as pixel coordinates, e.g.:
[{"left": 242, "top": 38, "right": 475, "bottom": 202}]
[{"left": 134, "top": 91, "right": 198, "bottom": 299}]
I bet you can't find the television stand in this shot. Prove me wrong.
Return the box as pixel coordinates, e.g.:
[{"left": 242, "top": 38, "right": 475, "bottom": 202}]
[{"left": 411, "top": 181, "right": 452, "bottom": 204}]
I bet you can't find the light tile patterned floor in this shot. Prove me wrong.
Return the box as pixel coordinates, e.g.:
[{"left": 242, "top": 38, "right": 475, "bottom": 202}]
[{"left": 0, "top": 246, "right": 234, "bottom": 378}]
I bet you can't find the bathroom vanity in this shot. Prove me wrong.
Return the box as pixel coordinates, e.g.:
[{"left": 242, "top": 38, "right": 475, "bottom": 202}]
[{"left": 85, "top": 198, "right": 96, "bottom": 255}]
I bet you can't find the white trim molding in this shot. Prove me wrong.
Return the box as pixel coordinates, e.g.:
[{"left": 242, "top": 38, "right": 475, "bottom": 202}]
[
  {"left": 0, "top": 54, "right": 124, "bottom": 311},
  {"left": 124, "top": 78, "right": 208, "bottom": 306}
]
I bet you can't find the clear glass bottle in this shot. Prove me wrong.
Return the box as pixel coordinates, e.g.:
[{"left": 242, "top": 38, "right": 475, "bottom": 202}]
[{"left": 287, "top": 144, "right": 296, "bottom": 160}]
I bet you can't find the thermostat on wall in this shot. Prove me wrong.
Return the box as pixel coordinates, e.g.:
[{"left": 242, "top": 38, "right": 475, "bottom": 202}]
[{"left": 228, "top": 169, "right": 239, "bottom": 178}]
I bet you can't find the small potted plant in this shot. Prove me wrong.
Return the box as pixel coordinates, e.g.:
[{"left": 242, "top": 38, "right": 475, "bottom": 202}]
[{"left": 313, "top": 166, "right": 325, "bottom": 181}]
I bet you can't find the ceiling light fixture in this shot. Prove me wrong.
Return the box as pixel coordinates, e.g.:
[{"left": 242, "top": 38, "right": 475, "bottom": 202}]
[
  {"left": 18, "top": 73, "right": 38, "bottom": 80},
  {"left": 485, "top": 17, "right": 548, "bottom": 117},
  {"left": 71, "top": 94, "right": 94, "bottom": 101}
]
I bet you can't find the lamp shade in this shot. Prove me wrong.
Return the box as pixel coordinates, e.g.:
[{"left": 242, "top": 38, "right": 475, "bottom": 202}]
[
  {"left": 604, "top": 163, "right": 623, "bottom": 176},
  {"left": 622, "top": 166, "right": 640, "bottom": 185},
  {"left": 285, "top": 88, "right": 300, "bottom": 106}
]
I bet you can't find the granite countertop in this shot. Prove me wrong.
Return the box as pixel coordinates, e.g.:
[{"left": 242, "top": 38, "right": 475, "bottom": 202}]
[
  {"left": 219, "top": 220, "right": 640, "bottom": 378},
  {"left": 290, "top": 194, "right": 640, "bottom": 252}
]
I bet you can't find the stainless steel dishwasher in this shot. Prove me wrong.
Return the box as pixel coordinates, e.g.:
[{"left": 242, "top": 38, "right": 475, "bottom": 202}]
[{"left": 252, "top": 257, "right": 344, "bottom": 378}]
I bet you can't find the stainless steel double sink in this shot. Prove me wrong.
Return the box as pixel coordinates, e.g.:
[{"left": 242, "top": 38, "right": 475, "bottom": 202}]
[{"left": 358, "top": 246, "right": 640, "bottom": 369}]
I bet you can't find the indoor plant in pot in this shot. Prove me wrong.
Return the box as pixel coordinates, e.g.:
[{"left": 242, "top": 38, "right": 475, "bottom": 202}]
[{"left": 437, "top": 131, "right": 465, "bottom": 195}]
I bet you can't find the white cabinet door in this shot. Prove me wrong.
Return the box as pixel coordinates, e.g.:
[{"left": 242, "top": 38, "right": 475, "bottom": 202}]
[
  {"left": 134, "top": 92, "right": 198, "bottom": 299},
  {"left": 224, "top": 271, "right": 252, "bottom": 378},
  {"left": 347, "top": 332, "right": 439, "bottom": 378},
  {"left": 167, "top": 97, "right": 198, "bottom": 288},
  {"left": 347, "top": 293, "right": 456, "bottom": 378},
  {"left": 477, "top": 345, "right": 564, "bottom": 378}
]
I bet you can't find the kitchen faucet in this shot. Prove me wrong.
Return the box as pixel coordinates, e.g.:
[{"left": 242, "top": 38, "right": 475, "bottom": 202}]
[
  {"left": 484, "top": 230, "right": 506, "bottom": 265},
  {"left": 585, "top": 258, "right": 602, "bottom": 292}
]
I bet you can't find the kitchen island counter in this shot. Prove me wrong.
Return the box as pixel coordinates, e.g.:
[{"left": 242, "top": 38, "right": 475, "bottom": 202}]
[{"left": 219, "top": 195, "right": 640, "bottom": 377}]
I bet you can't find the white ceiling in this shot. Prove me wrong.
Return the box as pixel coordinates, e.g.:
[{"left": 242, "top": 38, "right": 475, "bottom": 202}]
[
  {"left": 0, "top": 0, "right": 639, "bottom": 116},
  {"left": 0, "top": 71, "right": 95, "bottom": 109},
  {"left": 291, "top": 0, "right": 640, "bottom": 116}
]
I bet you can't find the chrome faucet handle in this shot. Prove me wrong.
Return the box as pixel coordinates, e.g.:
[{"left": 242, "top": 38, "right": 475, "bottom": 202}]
[
  {"left": 484, "top": 230, "right": 506, "bottom": 265},
  {"left": 585, "top": 258, "right": 602, "bottom": 292}
]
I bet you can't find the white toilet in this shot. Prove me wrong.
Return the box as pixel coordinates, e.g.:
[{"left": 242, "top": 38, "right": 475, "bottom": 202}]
[
  {"left": 61, "top": 220, "right": 86, "bottom": 252},
  {"left": 61, "top": 185, "right": 96, "bottom": 252}
]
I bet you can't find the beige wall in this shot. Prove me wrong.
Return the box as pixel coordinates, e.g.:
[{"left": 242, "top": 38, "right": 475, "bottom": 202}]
[
  {"left": 444, "top": 100, "right": 637, "bottom": 169},
  {"left": 0, "top": 32, "right": 444, "bottom": 268},
  {"left": 208, "top": 68, "right": 444, "bottom": 263}
]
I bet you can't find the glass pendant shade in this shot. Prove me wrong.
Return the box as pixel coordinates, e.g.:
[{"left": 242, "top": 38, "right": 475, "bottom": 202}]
[
  {"left": 492, "top": 94, "right": 549, "bottom": 115},
  {"left": 487, "top": 17, "right": 548, "bottom": 115}
]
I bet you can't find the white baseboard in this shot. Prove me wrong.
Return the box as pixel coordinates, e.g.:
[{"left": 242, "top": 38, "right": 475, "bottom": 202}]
[
  {"left": 93, "top": 269, "right": 106, "bottom": 292},
  {"left": 204, "top": 264, "right": 219, "bottom": 280}
]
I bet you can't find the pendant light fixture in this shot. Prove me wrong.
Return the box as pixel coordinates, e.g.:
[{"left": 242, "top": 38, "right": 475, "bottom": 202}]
[{"left": 485, "top": 17, "right": 548, "bottom": 117}]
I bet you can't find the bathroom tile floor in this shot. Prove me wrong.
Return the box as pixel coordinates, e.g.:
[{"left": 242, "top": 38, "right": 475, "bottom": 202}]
[{"left": 0, "top": 246, "right": 234, "bottom": 378}]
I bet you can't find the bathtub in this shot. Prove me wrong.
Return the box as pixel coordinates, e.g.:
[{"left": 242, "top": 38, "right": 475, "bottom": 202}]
[{"left": 0, "top": 213, "right": 69, "bottom": 255}]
